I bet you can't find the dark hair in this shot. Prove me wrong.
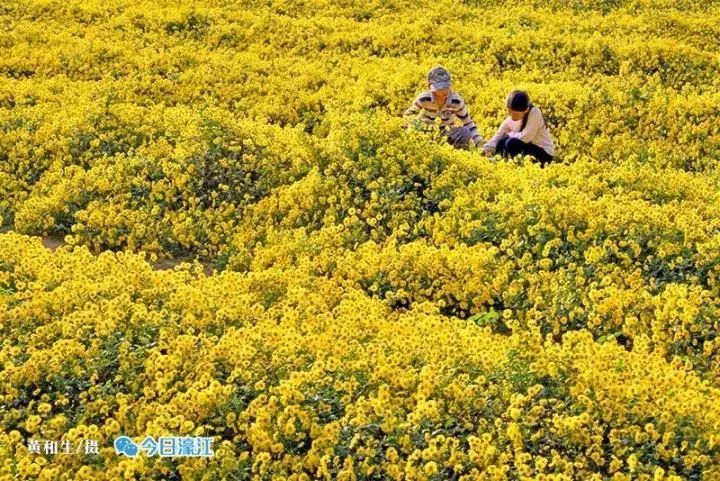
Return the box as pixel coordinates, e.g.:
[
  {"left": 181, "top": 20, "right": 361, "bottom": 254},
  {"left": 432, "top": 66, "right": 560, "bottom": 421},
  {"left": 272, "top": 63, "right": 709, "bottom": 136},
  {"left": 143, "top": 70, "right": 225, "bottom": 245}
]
[
  {"left": 506, "top": 90, "right": 530, "bottom": 111},
  {"left": 507, "top": 90, "right": 536, "bottom": 130}
]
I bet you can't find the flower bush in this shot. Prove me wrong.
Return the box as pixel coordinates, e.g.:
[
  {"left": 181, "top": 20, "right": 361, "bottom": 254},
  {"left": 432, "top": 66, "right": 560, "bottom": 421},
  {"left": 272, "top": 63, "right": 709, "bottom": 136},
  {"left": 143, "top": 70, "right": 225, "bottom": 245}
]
[
  {"left": 1, "top": 233, "right": 720, "bottom": 480},
  {"left": 2, "top": 0, "right": 720, "bottom": 479}
]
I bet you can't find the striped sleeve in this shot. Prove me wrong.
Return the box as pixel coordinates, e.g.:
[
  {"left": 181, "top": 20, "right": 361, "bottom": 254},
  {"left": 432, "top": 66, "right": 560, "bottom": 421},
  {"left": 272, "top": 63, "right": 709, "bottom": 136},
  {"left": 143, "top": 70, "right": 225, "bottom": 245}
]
[
  {"left": 404, "top": 92, "right": 437, "bottom": 131},
  {"left": 404, "top": 92, "right": 432, "bottom": 117},
  {"left": 403, "top": 96, "right": 423, "bottom": 118},
  {"left": 453, "top": 95, "right": 483, "bottom": 144}
]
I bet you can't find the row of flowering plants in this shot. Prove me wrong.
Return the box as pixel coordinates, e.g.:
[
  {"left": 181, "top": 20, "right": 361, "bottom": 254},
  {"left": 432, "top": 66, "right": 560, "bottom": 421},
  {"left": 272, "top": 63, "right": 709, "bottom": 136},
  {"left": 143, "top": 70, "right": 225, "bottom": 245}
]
[{"left": 1, "top": 232, "right": 719, "bottom": 479}]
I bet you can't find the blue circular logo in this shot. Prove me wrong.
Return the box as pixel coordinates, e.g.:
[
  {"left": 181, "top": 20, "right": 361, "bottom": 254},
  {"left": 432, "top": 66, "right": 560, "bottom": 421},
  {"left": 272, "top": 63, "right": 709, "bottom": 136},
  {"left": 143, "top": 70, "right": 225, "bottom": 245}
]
[{"left": 114, "top": 436, "right": 139, "bottom": 457}]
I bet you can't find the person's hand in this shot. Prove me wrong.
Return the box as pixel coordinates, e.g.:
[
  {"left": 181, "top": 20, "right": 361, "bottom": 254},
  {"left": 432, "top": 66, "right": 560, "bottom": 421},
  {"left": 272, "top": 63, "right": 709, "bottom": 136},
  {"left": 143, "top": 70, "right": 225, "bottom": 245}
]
[{"left": 482, "top": 145, "right": 495, "bottom": 156}]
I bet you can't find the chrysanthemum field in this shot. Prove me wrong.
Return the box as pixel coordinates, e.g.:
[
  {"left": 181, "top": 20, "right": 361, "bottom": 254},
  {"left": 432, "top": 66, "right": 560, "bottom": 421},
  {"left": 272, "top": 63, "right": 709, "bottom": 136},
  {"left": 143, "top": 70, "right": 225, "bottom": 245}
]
[{"left": 1, "top": 0, "right": 720, "bottom": 479}]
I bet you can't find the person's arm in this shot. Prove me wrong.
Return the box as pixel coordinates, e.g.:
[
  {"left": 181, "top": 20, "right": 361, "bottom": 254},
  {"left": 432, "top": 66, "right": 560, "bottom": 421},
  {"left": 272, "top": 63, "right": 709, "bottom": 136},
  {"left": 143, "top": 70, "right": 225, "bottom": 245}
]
[
  {"left": 403, "top": 93, "right": 429, "bottom": 128},
  {"left": 507, "top": 107, "right": 541, "bottom": 143},
  {"left": 403, "top": 97, "right": 422, "bottom": 118},
  {"left": 453, "top": 97, "right": 484, "bottom": 145},
  {"left": 483, "top": 117, "right": 511, "bottom": 149}
]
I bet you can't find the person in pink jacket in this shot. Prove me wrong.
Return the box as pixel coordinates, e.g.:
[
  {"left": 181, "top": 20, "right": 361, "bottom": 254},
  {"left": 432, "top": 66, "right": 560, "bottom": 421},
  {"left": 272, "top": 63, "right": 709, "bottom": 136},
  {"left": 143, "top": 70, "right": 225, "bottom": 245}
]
[{"left": 482, "top": 90, "right": 555, "bottom": 166}]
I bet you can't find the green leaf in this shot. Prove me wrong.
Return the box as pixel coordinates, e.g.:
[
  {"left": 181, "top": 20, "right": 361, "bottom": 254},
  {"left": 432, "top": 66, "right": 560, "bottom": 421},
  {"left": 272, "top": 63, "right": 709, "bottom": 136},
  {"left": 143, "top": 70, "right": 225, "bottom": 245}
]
[{"left": 468, "top": 307, "right": 500, "bottom": 326}]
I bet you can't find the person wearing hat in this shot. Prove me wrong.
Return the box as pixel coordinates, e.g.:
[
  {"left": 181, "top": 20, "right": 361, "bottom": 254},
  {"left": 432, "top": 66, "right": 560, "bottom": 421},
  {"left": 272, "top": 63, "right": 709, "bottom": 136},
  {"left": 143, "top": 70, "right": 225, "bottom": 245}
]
[
  {"left": 403, "top": 66, "right": 484, "bottom": 149},
  {"left": 482, "top": 90, "right": 555, "bottom": 166}
]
